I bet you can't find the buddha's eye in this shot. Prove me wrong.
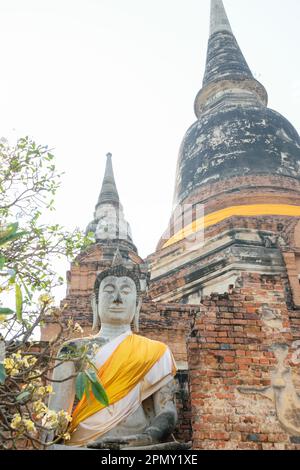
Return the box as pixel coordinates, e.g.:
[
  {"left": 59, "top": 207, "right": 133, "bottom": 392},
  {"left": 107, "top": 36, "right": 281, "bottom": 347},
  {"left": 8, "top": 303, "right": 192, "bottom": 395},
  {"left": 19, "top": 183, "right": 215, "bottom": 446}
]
[
  {"left": 104, "top": 284, "right": 115, "bottom": 294},
  {"left": 121, "top": 286, "right": 131, "bottom": 294}
]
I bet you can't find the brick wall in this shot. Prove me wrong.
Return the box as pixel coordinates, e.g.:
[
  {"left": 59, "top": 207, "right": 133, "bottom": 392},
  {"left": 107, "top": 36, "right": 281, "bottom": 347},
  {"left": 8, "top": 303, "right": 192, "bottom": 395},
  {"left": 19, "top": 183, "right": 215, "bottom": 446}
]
[
  {"left": 139, "top": 303, "right": 198, "bottom": 442},
  {"left": 187, "top": 272, "right": 300, "bottom": 450}
]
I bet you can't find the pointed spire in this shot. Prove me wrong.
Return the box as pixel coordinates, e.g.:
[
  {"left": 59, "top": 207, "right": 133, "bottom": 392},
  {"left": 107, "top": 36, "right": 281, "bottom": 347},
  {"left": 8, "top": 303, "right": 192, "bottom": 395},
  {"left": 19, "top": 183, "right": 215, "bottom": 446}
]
[
  {"left": 210, "top": 0, "right": 232, "bottom": 36},
  {"left": 194, "top": 0, "right": 267, "bottom": 117},
  {"left": 203, "top": 0, "right": 253, "bottom": 86},
  {"left": 97, "top": 153, "right": 119, "bottom": 207},
  {"left": 169, "top": 0, "right": 269, "bottom": 210},
  {"left": 86, "top": 153, "right": 136, "bottom": 250}
]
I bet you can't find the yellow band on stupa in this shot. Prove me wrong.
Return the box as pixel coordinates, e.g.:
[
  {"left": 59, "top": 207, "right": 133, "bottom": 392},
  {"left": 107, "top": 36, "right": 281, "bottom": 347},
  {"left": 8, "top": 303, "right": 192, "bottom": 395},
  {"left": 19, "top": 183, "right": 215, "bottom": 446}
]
[{"left": 162, "top": 204, "right": 300, "bottom": 249}]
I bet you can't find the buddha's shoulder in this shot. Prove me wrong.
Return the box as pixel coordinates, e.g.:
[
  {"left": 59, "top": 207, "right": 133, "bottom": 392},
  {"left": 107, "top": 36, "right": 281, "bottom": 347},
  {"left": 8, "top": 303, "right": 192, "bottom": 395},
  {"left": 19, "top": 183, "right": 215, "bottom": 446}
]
[
  {"left": 59, "top": 335, "right": 101, "bottom": 353},
  {"left": 134, "top": 334, "right": 168, "bottom": 349}
]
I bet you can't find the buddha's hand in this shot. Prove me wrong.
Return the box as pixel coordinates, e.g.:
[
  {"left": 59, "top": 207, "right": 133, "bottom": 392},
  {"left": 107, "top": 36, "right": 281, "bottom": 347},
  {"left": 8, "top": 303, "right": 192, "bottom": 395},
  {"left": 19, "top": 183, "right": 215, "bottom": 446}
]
[
  {"left": 87, "top": 433, "right": 153, "bottom": 449},
  {"left": 40, "top": 429, "right": 55, "bottom": 447}
]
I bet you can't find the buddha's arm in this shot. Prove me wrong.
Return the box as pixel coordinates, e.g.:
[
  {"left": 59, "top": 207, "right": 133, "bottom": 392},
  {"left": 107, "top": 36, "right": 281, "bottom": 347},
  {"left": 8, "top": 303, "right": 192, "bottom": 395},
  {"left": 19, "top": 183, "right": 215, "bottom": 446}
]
[
  {"left": 42, "top": 347, "right": 77, "bottom": 444},
  {"left": 48, "top": 359, "right": 76, "bottom": 413},
  {"left": 88, "top": 379, "right": 177, "bottom": 448},
  {"left": 144, "top": 379, "right": 178, "bottom": 442}
]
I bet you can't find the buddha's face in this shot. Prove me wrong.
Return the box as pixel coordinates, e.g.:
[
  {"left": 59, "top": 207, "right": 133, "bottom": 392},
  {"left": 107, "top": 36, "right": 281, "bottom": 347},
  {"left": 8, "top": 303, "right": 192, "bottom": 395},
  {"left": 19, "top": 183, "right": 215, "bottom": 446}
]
[{"left": 98, "top": 276, "right": 137, "bottom": 325}]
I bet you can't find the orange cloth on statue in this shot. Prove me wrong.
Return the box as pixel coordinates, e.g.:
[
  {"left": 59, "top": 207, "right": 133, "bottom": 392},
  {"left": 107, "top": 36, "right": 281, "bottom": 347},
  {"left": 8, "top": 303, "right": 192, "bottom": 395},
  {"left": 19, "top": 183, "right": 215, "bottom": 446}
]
[{"left": 69, "top": 334, "right": 170, "bottom": 433}]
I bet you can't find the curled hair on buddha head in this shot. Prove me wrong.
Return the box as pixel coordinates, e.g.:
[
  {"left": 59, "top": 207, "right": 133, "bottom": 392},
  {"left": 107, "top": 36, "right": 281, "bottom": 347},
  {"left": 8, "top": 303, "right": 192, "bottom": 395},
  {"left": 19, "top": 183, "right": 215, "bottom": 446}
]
[{"left": 94, "top": 264, "right": 141, "bottom": 305}]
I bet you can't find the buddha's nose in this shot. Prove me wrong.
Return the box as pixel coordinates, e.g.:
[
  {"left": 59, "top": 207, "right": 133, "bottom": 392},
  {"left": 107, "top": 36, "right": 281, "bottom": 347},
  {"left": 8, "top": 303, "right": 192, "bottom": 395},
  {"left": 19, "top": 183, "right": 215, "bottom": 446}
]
[{"left": 113, "top": 291, "right": 123, "bottom": 305}]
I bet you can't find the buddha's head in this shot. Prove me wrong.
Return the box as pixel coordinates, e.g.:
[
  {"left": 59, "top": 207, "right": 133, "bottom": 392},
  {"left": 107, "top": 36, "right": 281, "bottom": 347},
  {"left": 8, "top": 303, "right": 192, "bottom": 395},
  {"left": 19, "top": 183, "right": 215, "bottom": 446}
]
[{"left": 92, "top": 264, "right": 141, "bottom": 332}]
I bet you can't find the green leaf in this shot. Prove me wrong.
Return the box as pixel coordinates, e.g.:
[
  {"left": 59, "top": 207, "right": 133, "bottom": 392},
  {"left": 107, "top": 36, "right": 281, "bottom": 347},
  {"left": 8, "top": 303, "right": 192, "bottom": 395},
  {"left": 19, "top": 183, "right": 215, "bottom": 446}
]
[
  {"left": 0, "top": 222, "right": 28, "bottom": 246},
  {"left": 19, "top": 276, "right": 32, "bottom": 300},
  {"left": 0, "top": 308, "right": 14, "bottom": 315},
  {"left": 0, "top": 230, "right": 27, "bottom": 246},
  {"left": 0, "top": 223, "right": 18, "bottom": 238},
  {"left": 0, "top": 256, "right": 5, "bottom": 270},
  {"left": 8, "top": 271, "right": 16, "bottom": 284},
  {"left": 83, "top": 373, "right": 91, "bottom": 402},
  {"left": 0, "top": 223, "right": 18, "bottom": 245},
  {"left": 91, "top": 381, "right": 109, "bottom": 407},
  {"left": 15, "top": 284, "right": 23, "bottom": 322},
  {"left": 75, "top": 372, "right": 85, "bottom": 401},
  {"left": 0, "top": 364, "right": 6, "bottom": 384},
  {"left": 85, "top": 369, "right": 98, "bottom": 384},
  {"left": 16, "top": 391, "right": 31, "bottom": 402}
]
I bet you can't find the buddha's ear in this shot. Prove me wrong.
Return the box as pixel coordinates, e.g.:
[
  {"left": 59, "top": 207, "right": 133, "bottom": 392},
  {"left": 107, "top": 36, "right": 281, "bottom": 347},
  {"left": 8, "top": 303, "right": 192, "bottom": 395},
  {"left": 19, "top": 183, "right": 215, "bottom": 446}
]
[
  {"left": 133, "top": 298, "right": 142, "bottom": 332},
  {"left": 91, "top": 293, "right": 100, "bottom": 332}
]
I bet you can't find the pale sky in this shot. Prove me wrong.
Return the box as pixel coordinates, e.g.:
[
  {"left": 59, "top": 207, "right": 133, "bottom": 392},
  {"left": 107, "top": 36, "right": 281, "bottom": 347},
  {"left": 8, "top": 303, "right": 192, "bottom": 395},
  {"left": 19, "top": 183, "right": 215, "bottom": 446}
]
[{"left": 0, "top": 0, "right": 299, "bottom": 272}]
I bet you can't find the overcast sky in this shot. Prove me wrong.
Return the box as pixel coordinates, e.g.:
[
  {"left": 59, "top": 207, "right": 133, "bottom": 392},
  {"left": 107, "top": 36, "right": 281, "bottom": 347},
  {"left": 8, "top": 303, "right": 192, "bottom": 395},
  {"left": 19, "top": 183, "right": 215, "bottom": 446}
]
[{"left": 0, "top": 0, "right": 299, "bottom": 269}]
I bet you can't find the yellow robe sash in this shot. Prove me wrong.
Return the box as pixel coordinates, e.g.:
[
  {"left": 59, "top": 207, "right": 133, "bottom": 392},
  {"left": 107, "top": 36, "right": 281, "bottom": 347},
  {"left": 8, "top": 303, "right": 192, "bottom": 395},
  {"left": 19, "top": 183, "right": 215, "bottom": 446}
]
[{"left": 69, "top": 334, "right": 170, "bottom": 433}]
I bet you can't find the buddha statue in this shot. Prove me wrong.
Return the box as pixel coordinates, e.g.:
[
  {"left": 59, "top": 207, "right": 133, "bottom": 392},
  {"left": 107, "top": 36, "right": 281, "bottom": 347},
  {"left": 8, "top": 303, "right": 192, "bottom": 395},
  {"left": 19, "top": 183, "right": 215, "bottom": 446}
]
[{"left": 47, "top": 253, "right": 178, "bottom": 449}]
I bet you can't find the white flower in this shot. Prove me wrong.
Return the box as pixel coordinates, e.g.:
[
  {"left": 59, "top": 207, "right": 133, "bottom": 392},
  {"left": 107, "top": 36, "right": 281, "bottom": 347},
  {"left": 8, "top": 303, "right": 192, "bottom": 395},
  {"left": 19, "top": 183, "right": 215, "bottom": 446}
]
[
  {"left": 11, "top": 413, "right": 22, "bottom": 430},
  {"left": 57, "top": 410, "right": 72, "bottom": 424},
  {"left": 92, "top": 344, "right": 100, "bottom": 355},
  {"left": 45, "top": 385, "right": 53, "bottom": 394},
  {"left": 32, "top": 400, "right": 48, "bottom": 419},
  {"left": 73, "top": 323, "right": 84, "bottom": 334},
  {"left": 3, "top": 357, "right": 15, "bottom": 371},
  {"left": 42, "top": 410, "right": 59, "bottom": 429},
  {"left": 23, "top": 419, "right": 36, "bottom": 434},
  {"left": 28, "top": 356, "right": 38, "bottom": 366},
  {"left": 38, "top": 294, "right": 54, "bottom": 305}
]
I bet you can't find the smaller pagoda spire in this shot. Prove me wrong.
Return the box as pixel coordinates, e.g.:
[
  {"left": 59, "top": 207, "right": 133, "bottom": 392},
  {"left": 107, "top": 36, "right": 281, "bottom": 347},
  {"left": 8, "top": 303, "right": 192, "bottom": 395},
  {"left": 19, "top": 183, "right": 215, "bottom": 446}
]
[
  {"left": 210, "top": 0, "right": 232, "bottom": 36},
  {"left": 86, "top": 153, "right": 135, "bottom": 249},
  {"left": 97, "top": 153, "right": 119, "bottom": 207}
]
